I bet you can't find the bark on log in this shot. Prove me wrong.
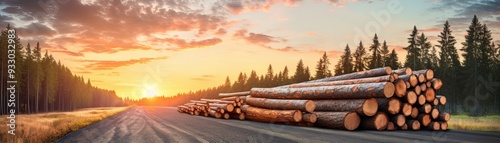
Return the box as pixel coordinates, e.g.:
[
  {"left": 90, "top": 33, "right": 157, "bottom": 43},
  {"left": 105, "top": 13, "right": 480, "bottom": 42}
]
[
  {"left": 209, "top": 110, "right": 222, "bottom": 119},
  {"left": 386, "top": 122, "right": 396, "bottom": 131},
  {"left": 377, "top": 98, "right": 401, "bottom": 115},
  {"left": 229, "top": 113, "right": 245, "bottom": 120},
  {"left": 394, "top": 79, "right": 407, "bottom": 98},
  {"left": 219, "top": 96, "right": 241, "bottom": 102},
  {"left": 411, "top": 107, "right": 419, "bottom": 118},
  {"left": 392, "top": 67, "right": 412, "bottom": 75},
  {"left": 315, "top": 111, "right": 360, "bottom": 130},
  {"left": 402, "top": 91, "right": 417, "bottom": 105},
  {"left": 431, "top": 108, "right": 440, "bottom": 119},
  {"left": 407, "top": 120, "right": 421, "bottom": 130},
  {"left": 431, "top": 78, "right": 443, "bottom": 90},
  {"left": 209, "top": 103, "right": 234, "bottom": 112},
  {"left": 391, "top": 114, "right": 406, "bottom": 127},
  {"left": 232, "top": 108, "right": 242, "bottom": 114},
  {"left": 405, "top": 81, "right": 411, "bottom": 89},
  {"left": 303, "top": 67, "right": 392, "bottom": 83},
  {"left": 302, "top": 113, "right": 318, "bottom": 123},
  {"left": 401, "top": 103, "right": 412, "bottom": 116},
  {"left": 246, "top": 96, "right": 315, "bottom": 113},
  {"left": 417, "top": 94, "right": 426, "bottom": 105},
  {"left": 359, "top": 112, "right": 388, "bottom": 130},
  {"left": 287, "top": 75, "right": 397, "bottom": 88},
  {"left": 426, "top": 81, "right": 432, "bottom": 88},
  {"left": 219, "top": 91, "right": 250, "bottom": 97},
  {"left": 428, "top": 121, "right": 440, "bottom": 130},
  {"left": 418, "top": 103, "right": 432, "bottom": 114},
  {"left": 439, "top": 112, "right": 451, "bottom": 121},
  {"left": 424, "top": 88, "right": 436, "bottom": 102},
  {"left": 436, "top": 95, "right": 447, "bottom": 105},
  {"left": 314, "top": 98, "right": 378, "bottom": 116},
  {"left": 415, "top": 73, "right": 426, "bottom": 83},
  {"left": 400, "top": 123, "right": 408, "bottom": 130},
  {"left": 243, "top": 106, "right": 302, "bottom": 123},
  {"left": 440, "top": 121, "right": 448, "bottom": 130},
  {"left": 251, "top": 82, "right": 395, "bottom": 99},
  {"left": 417, "top": 114, "right": 431, "bottom": 126},
  {"left": 399, "top": 74, "right": 418, "bottom": 87},
  {"left": 413, "top": 69, "right": 434, "bottom": 81}
]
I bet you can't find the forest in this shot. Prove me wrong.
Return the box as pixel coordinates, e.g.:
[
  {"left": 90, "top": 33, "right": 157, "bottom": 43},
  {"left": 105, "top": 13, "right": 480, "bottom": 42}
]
[
  {"left": 133, "top": 15, "right": 500, "bottom": 116},
  {"left": 0, "top": 24, "right": 125, "bottom": 115}
]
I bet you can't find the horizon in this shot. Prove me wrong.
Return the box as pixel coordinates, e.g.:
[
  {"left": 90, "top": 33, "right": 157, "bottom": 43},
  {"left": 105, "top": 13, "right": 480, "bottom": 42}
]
[{"left": 1, "top": 0, "right": 499, "bottom": 100}]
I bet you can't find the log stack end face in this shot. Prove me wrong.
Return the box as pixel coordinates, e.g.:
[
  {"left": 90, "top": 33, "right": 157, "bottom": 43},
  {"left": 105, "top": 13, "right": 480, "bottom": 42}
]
[
  {"left": 345, "top": 112, "right": 361, "bottom": 131},
  {"left": 363, "top": 98, "right": 378, "bottom": 117},
  {"left": 384, "top": 82, "right": 396, "bottom": 98}
]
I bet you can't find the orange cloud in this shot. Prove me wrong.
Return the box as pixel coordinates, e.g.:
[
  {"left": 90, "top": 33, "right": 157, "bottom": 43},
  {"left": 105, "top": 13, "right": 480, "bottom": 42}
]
[
  {"left": 156, "top": 37, "right": 223, "bottom": 49},
  {"left": 234, "top": 29, "right": 287, "bottom": 44},
  {"left": 80, "top": 57, "right": 168, "bottom": 70},
  {"left": 223, "top": 0, "right": 300, "bottom": 14}
]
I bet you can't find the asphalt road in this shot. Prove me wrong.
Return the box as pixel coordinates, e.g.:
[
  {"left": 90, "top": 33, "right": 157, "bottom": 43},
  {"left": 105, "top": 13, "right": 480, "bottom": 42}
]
[{"left": 56, "top": 106, "right": 500, "bottom": 143}]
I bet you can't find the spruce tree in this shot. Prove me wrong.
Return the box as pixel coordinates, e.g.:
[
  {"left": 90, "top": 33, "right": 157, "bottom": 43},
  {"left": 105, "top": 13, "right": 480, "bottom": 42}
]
[
  {"left": 368, "top": 34, "right": 382, "bottom": 69},
  {"left": 381, "top": 40, "right": 389, "bottom": 66},
  {"left": 353, "top": 41, "right": 367, "bottom": 72},
  {"left": 386, "top": 49, "right": 401, "bottom": 69},
  {"left": 315, "top": 52, "right": 332, "bottom": 79},
  {"left": 418, "top": 33, "right": 432, "bottom": 69},
  {"left": 404, "top": 26, "right": 423, "bottom": 70}
]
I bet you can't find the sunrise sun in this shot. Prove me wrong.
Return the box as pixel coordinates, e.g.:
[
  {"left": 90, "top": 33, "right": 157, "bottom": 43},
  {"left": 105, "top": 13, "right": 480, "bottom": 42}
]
[{"left": 143, "top": 86, "right": 158, "bottom": 98}]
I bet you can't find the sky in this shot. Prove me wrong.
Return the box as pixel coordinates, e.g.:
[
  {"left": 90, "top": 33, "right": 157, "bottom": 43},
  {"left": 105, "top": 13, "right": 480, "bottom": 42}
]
[{"left": 0, "top": 0, "right": 499, "bottom": 100}]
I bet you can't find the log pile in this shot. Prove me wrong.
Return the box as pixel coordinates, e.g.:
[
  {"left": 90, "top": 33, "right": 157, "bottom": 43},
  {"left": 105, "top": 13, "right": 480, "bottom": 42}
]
[{"left": 178, "top": 67, "right": 450, "bottom": 131}]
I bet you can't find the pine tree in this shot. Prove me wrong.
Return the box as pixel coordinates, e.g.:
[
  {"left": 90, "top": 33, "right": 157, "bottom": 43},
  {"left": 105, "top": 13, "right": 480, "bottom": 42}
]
[
  {"left": 224, "top": 76, "right": 231, "bottom": 92},
  {"left": 246, "top": 70, "right": 259, "bottom": 90},
  {"left": 430, "top": 46, "right": 439, "bottom": 69},
  {"left": 315, "top": 52, "right": 332, "bottom": 79},
  {"left": 304, "top": 66, "right": 311, "bottom": 81},
  {"left": 341, "top": 44, "right": 354, "bottom": 74},
  {"left": 418, "top": 33, "right": 432, "bottom": 69},
  {"left": 368, "top": 34, "right": 382, "bottom": 69},
  {"left": 33, "top": 43, "right": 44, "bottom": 113},
  {"left": 380, "top": 40, "right": 389, "bottom": 66},
  {"left": 404, "top": 26, "right": 423, "bottom": 70},
  {"left": 265, "top": 64, "right": 274, "bottom": 87},
  {"left": 294, "top": 59, "right": 308, "bottom": 83},
  {"left": 282, "top": 66, "right": 290, "bottom": 84},
  {"left": 386, "top": 49, "right": 401, "bottom": 69},
  {"left": 353, "top": 41, "right": 366, "bottom": 72}
]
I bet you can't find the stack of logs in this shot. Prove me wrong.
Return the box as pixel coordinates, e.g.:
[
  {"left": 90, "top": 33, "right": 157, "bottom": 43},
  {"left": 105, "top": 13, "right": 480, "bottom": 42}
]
[
  {"left": 177, "top": 95, "right": 246, "bottom": 120},
  {"left": 178, "top": 67, "right": 451, "bottom": 131}
]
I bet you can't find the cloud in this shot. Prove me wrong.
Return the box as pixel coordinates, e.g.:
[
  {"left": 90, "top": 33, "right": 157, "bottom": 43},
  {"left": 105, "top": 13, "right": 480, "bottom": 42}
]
[
  {"left": 221, "top": 0, "right": 300, "bottom": 14},
  {"left": 51, "top": 49, "right": 84, "bottom": 57},
  {"left": 191, "top": 75, "right": 215, "bottom": 81},
  {"left": 80, "top": 56, "right": 168, "bottom": 70},
  {"left": 157, "top": 37, "right": 223, "bottom": 49},
  {"left": 234, "top": 29, "right": 287, "bottom": 44}
]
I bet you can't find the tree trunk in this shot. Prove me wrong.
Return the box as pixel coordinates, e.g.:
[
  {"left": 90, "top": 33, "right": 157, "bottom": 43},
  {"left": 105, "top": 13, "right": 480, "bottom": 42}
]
[
  {"left": 359, "top": 112, "right": 388, "bottom": 130},
  {"left": 406, "top": 120, "right": 421, "bottom": 130},
  {"left": 427, "top": 121, "right": 440, "bottom": 130},
  {"left": 413, "top": 69, "right": 434, "bottom": 81},
  {"left": 436, "top": 95, "right": 446, "bottom": 105},
  {"left": 219, "top": 91, "right": 250, "bottom": 97},
  {"left": 251, "top": 82, "right": 395, "bottom": 99},
  {"left": 287, "top": 74, "right": 396, "bottom": 88},
  {"left": 209, "top": 109, "right": 222, "bottom": 119},
  {"left": 414, "top": 72, "right": 426, "bottom": 83},
  {"left": 377, "top": 98, "right": 401, "bottom": 115},
  {"left": 418, "top": 103, "right": 432, "bottom": 114},
  {"left": 400, "top": 103, "right": 412, "bottom": 116},
  {"left": 219, "top": 96, "right": 241, "bottom": 102},
  {"left": 242, "top": 105, "right": 302, "bottom": 123},
  {"left": 246, "top": 96, "right": 315, "bottom": 113},
  {"left": 438, "top": 112, "right": 450, "bottom": 121},
  {"left": 302, "top": 113, "right": 317, "bottom": 123},
  {"left": 302, "top": 67, "right": 392, "bottom": 83},
  {"left": 209, "top": 103, "right": 234, "bottom": 112},
  {"left": 398, "top": 74, "right": 418, "bottom": 87},
  {"left": 392, "top": 67, "right": 412, "bottom": 75},
  {"left": 314, "top": 111, "right": 360, "bottom": 130},
  {"left": 390, "top": 114, "right": 406, "bottom": 127},
  {"left": 314, "top": 98, "right": 378, "bottom": 116}
]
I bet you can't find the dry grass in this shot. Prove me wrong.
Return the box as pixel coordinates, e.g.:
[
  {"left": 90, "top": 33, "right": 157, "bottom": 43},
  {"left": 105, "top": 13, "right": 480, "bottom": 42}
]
[
  {"left": 0, "top": 106, "right": 131, "bottom": 143},
  {"left": 448, "top": 115, "right": 500, "bottom": 131}
]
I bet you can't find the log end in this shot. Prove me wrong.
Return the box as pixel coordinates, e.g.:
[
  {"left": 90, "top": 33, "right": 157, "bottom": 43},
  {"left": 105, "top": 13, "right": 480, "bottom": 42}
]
[
  {"left": 293, "top": 110, "right": 303, "bottom": 122},
  {"left": 426, "top": 69, "right": 434, "bottom": 80},
  {"left": 239, "top": 113, "right": 246, "bottom": 120},
  {"left": 401, "top": 103, "right": 412, "bottom": 116},
  {"left": 224, "top": 113, "right": 230, "bottom": 119},
  {"left": 433, "top": 78, "right": 443, "bottom": 90},
  {"left": 384, "top": 82, "right": 396, "bottom": 98},
  {"left": 406, "top": 91, "right": 417, "bottom": 105},
  {"left": 394, "top": 114, "right": 406, "bottom": 127},
  {"left": 441, "top": 122, "right": 448, "bottom": 130},
  {"left": 400, "top": 123, "right": 408, "bottom": 130},
  {"left": 431, "top": 108, "right": 439, "bottom": 119},
  {"left": 417, "top": 74, "right": 426, "bottom": 83},
  {"left": 373, "top": 112, "right": 389, "bottom": 131},
  {"left": 409, "top": 120, "right": 421, "bottom": 130},
  {"left": 386, "top": 122, "right": 396, "bottom": 131},
  {"left": 419, "top": 114, "right": 431, "bottom": 126},
  {"left": 305, "top": 100, "right": 316, "bottom": 113},
  {"left": 363, "top": 98, "right": 379, "bottom": 116},
  {"left": 344, "top": 112, "right": 361, "bottom": 131},
  {"left": 388, "top": 98, "right": 401, "bottom": 115},
  {"left": 385, "top": 66, "right": 393, "bottom": 75},
  {"left": 438, "top": 95, "right": 447, "bottom": 105},
  {"left": 411, "top": 107, "right": 419, "bottom": 118},
  {"left": 418, "top": 95, "right": 426, "bottom": 105},
  {"left": 307, "top": 113, "right": 318, "bottom": 123},
  {"left": 404, "top": 67, "right": 412, "bottom": 75},
  {"left": 226, "top": 104, "right": 235, "bottom": 112},
  {"left": 423, "top": 103, "right": 432, "bottom": 113},
  {"left": 429, "top": 121, "right": 440, "bottom": 130},
  {"left": 425, "top": 88, "right": 436, "bottom": 102},
  {"left": 394, "top": 79, "right": 407, "bottom": 97},
  {"left": 409, "top": 74, "right": 418, "bottom": 87}
]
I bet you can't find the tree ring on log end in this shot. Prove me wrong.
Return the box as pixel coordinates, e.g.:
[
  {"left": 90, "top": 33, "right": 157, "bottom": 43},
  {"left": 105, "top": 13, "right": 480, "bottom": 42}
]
[
  {"left": 394, "top": 79, "right": 407, "bottom": 97},
  {"left": 293, "top": 110, "right": 303, "bottom": 122},
  {"left": 305, "top": 100, "right": 316, "bottom": 113},
  {"left": 363, "top": 98, "right": 378, "bottom": 116},
  {"left": 344, "top": 112, "right": 360, "bottom": 131},
  {"left": 384, "top": 82, "right": 395, "bottom": 98}
]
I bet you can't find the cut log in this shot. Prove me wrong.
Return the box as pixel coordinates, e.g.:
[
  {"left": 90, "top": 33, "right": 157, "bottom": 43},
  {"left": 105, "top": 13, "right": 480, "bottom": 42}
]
[
  {"left": 209, "top": 103, "right": 234, "bottom": 112},
  {"left": 246, "top": 96, "right": 315, "bottom": 113},
  {"left": 391, "top": 73, "right": 399, "bottom": 82},
  {"left": 411, "top": 107, "right": 419, "bottom": 118},
  {"left": 412, "top": 85, "right": 422, "bottom": 95},
  {"left": 400, "top": 123, "right": 408, "bottom": 130},
  {"left": 431, "top": 108, "right": 439, "bottom": 119},
  {"left": 232, "top": 108, "right": 242, "bottom": 114},
  {"left": 440, "top": 121, "right": 448, "bottom": 130},
  {"left": 402, "top": 91, "right": 417, "bottom": 105},
  {"left": 209, "top": 110, "right": 222, "bottom": 119},
  {"left": 413, "top": 69, "right": 434, "bottom": 81},
  {"left": 401, "top": 103, "right": 412, "bottom": 116},
  {"left": 314, "top": 98, "right": 378, "bottom": 116},
  {"left": 394, "top": 79, "right": 407, "bottom": 97},
  {"left": 302, "top": 113, "right": 318, "bottom": 123},
  {"left": 377, "top": 98, "right": 401, "bottom": 115},
  {"left": 420, "top": 83, "right": 427, "bottom": 92},
  {"left": 303, "top": 67, "right": 392, "bottom": 83},
  {"left": 424, "top": 88, "right": 436, "bottom": 102},
  {"left": 391, "top": 114, "right": 406, "bottom": 127},
  {"left": 436, "top": 95, "right": 447, "bottom": 105},
  {"left": 417, "top": 114, "right": 431, "bottom": 126},
  {"left": 223, "top": 113, "right": 230, "bottom": 119},
  {"left": 251, "top": 82, "right": 395, "bottom": 99},
  {"left": 419, "top": 103, "right": 432, "bottom": 114},
  {"left": 431, "top": 78, "right": 443, "bottom": 90},
  {"left": 229, "top": 113, "right": 245, "bottom": 120},
  {"left": 288, "top": 75, "right": 397, "bottom": 88},
  {"left": 219, "top": 96, "right": 241, "bottom": 102},
  {"left": 426, "top": 81, "right": 432, "bottom": 88},
  {"left": 315, "top": 111, "right": 360, "bottom": 130},
  {"left": 359, "top": 112, "right": 388, "bottom": 130},
  {"left": 399, "top": 74, "right": 418, "bottom": 87},
  {"left": 428, "top": 121, "right": 440, "bottom": 130},
  {"left": 219, "top": 91, "right": 250, "bottom": 97},
  {"left": 417, "top": 95, "right": 426, "bottom": 105},
  {"left": 386, "top": 122, "right": 396, "bottom": 131},
  {"left": 405, "top": 81, "right": 411, "bottom": 89},
  {"left": 432, "top": 98, "right": 439, "bottom": 106},
  {"left": 415, "top": 73, "right": 426, "bottom": 83},
  {"left": 439, "top": 112, "right": 451, "bottom": 121},
  {"left": 392, "top": 67, "right": 412, "bottom": 75},
  {"left": 243, "top": 105, "right": 302, "bottom": 123},
  {"left": 407, "top": 120, "right": 421, "bottom": 130},
  {"left": 209, "top": 106, "right": 221, "bottom": 113}
]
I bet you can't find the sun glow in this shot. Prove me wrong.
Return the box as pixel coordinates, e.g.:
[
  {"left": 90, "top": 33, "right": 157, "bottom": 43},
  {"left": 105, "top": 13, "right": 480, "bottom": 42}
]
[{"left": 143, "top": 85, "right": 158, "bottom": 98}]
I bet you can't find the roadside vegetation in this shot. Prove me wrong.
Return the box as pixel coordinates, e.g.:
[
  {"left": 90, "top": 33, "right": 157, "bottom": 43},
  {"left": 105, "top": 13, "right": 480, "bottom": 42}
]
[{"left": 448, "top": 115, "right": 500, "bottom": 131}]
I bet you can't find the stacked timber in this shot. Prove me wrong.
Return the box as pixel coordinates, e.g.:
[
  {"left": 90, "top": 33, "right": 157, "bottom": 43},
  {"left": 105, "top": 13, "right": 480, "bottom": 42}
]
[
  {"left": 177, "top": 67, "right": 450, "bottom": 131},
  {"left": 177, "top": 98, "right": 246, "bottom": 120}
]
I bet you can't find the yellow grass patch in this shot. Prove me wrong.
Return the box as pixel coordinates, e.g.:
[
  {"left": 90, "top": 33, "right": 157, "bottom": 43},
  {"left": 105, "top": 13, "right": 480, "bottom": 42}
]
[
  {"left": 448, "top": 115, "right": 500, "bottom": 131},
  {"left": 0, "top": 106, "right": 131, "bottom": 143}
]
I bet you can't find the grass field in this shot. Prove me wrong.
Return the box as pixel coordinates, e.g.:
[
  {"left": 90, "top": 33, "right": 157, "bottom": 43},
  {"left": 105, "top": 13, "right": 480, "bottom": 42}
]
[
  {"left": 0, "top": 106, "right": 130, "bottom": 143},
  {"left": 448, "top": 115, "right": 500, "bottom": 131}
]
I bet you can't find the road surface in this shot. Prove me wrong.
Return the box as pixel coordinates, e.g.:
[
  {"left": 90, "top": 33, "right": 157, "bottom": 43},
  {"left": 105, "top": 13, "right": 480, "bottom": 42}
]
[{"left": 56, "top": 106, "right": 500, "bottom": 143}]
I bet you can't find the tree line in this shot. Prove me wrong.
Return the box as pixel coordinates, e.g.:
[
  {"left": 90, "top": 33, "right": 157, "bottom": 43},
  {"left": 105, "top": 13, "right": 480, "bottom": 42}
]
[{"left": 0, "top": 25, "right": 125, "bottom": 115}]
